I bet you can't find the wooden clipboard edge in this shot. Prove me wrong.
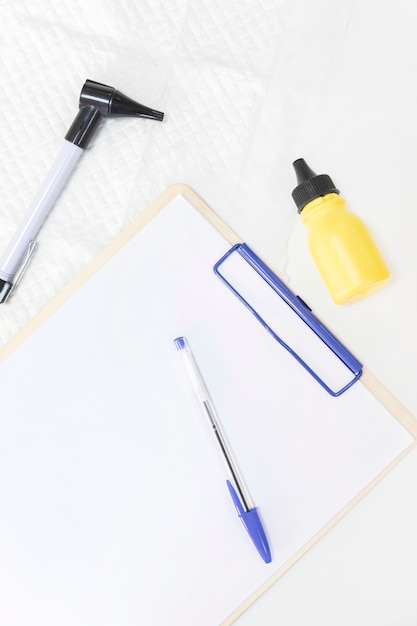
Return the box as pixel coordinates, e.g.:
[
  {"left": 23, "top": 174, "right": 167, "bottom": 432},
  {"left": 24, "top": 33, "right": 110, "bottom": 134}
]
[
  {"left": 222, "top": 438, "right": 416, "bottom": 626},
  {"left": 224, "top": 367, "right": 417, "bottom": 626},
  {"left": 0, "top": 183, "right": 241, "bottom": 364},
  {"left": 360, "top": 367, "right": 417, "bottom": 438},
  {"left": 223, "top": 367, "right": 417, "bottom": 624},
  {"left": 0, "top": 183, "right": 415, "bottom": 625}
]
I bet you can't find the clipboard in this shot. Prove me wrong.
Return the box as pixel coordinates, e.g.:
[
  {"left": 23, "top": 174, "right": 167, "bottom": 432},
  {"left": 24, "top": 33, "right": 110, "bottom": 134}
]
[{"left": 0, "top": 184, "right": 415, "bottom": 626}]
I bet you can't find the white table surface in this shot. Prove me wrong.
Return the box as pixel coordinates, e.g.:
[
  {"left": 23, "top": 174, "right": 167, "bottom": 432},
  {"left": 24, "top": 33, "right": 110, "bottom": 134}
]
[{"left": 1, "top": 1, "right": 416, "bottom": 624}]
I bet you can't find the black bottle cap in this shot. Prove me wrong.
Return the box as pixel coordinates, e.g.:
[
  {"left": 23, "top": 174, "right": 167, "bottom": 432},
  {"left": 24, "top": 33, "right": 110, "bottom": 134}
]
[{"left": 292, "top": 158, "right": 339, "bottom": 213}]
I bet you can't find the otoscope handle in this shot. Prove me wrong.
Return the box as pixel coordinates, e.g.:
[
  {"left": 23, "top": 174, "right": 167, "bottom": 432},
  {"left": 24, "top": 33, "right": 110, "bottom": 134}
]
[{"left": 0, "top": 141, "right": 82, "bottom": 285}]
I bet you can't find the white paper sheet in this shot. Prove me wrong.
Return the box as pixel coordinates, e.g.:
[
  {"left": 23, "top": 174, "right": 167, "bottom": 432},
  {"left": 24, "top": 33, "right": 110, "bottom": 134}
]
[{"left": 0, "top": 194, "right": 412, "bottom": 626}]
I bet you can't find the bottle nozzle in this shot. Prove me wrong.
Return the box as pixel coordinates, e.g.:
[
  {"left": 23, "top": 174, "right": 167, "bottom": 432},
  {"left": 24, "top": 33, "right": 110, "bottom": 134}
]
[
  {"left": 291, "top": 158, "right": 339, "bottom": 212},
  {"left": 293, "top": 158, "right": 318, "bottom": 185}
]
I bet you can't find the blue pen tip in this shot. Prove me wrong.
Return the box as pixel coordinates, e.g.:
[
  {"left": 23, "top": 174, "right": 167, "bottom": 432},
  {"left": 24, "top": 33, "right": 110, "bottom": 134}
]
[{"left": 173, "top": 336, "right": 186, "bottom": 350}]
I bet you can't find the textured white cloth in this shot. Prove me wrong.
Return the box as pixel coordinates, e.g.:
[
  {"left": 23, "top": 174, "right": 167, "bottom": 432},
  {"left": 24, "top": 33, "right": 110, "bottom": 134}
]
[{"left": 0, "top": 0, "right": 354, "bottom": 343}]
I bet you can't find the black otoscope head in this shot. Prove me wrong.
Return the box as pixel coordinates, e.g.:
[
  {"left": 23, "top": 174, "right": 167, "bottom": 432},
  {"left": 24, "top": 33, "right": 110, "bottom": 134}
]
[
  {"left": 80, "top": 79, "right": 165, "bottom": 120},
  {"left": 65, "top": 79, "right": 164, "bottom": 149}
]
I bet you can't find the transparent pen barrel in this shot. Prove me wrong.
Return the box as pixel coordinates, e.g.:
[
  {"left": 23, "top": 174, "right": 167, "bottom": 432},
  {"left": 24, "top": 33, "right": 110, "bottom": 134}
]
[
  {"left": 201, "top": 399, "right": 254, "bottom": 512},
  {"left": 0, "top": 141, "right": 82, "bottom": 281},
  {"left": 180, "top": 344, "right": 254, "bottom": 512}
]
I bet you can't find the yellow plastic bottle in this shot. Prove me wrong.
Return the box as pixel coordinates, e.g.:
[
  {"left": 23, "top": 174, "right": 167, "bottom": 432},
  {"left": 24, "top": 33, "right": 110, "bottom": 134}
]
[{"left": 291, "top": 158, "right": 390, "bottom": 304}]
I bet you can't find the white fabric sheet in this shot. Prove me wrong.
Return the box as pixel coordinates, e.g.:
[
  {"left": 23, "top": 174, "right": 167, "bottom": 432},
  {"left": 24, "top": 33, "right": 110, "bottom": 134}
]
[{"left": 0, "top": 0, "right": 354, "bottom": 340}]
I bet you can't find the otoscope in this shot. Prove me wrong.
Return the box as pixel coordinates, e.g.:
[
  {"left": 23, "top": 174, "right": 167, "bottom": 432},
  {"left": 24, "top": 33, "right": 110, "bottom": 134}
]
[{"left": 0, "top": 79, "right": 164, "bottom": 303}]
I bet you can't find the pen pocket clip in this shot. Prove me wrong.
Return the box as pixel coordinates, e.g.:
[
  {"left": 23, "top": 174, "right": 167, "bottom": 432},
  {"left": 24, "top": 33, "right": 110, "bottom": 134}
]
[
  {"left": 2, "top": 240, "right": 38, "bottom": 303},
  {"left": 214, "top": 244, "right": 362, "bottom": 396}
]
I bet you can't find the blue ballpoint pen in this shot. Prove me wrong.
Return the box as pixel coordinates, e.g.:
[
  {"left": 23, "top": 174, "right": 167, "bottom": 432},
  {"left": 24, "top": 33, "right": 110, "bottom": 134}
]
[{"left": 174, "top": 336, "right": 272, "bottom": 564}]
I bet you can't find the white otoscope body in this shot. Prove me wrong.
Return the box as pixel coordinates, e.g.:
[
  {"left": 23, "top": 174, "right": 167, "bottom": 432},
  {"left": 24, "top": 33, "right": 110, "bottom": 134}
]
[
  {"left": 0, "top": 79, "right": 164, "bottom": 303},
  {"left": 0, "top": 142, "right": 82, "bottom": 286}
]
